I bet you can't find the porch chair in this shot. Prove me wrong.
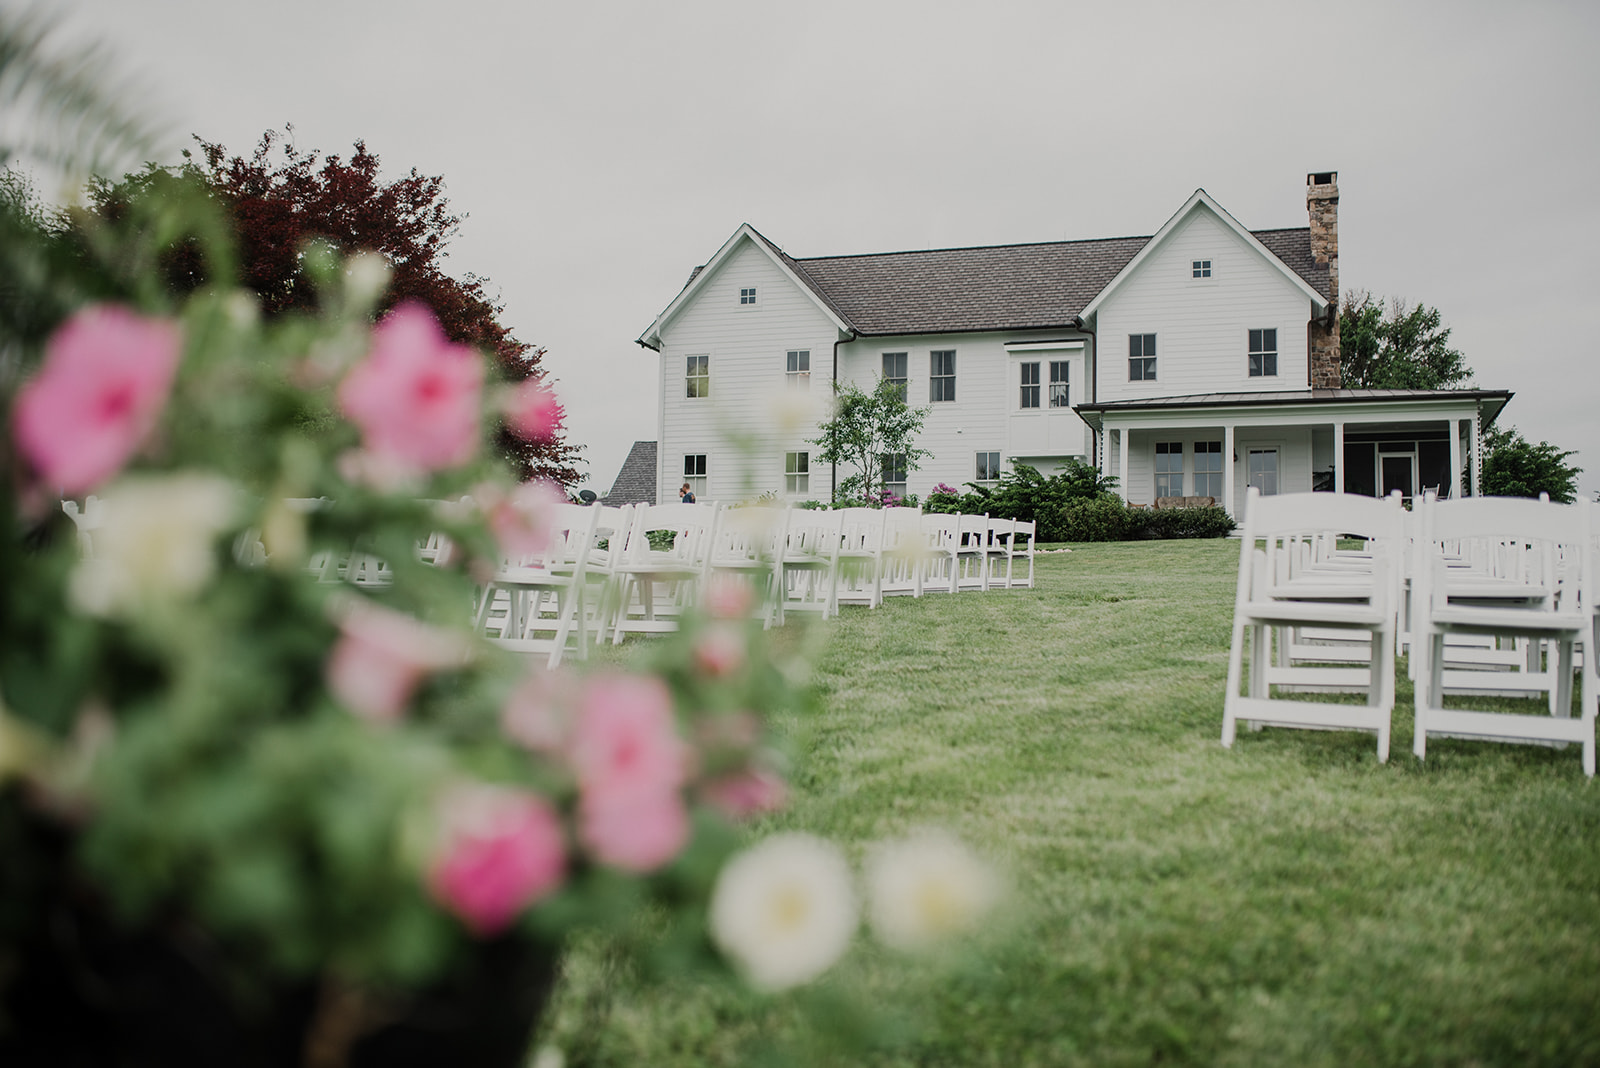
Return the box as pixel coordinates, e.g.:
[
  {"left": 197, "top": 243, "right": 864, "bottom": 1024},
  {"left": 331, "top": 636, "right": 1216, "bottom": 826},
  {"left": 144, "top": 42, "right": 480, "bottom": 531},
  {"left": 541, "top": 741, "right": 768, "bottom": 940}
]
[
  {"left": 1221, "top": 488, "right": 1407, "bottom": 762},
  {"left": 1410, "top": 494, "right": 1595, "bottom": 776}
]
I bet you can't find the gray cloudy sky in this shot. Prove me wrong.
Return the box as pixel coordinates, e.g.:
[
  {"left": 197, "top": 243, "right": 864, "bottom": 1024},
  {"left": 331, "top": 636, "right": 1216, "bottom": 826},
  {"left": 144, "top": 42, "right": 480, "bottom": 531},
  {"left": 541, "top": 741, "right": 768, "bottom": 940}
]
[{"left": 47, "top": 0, "right": 1600, "bottom": 497}]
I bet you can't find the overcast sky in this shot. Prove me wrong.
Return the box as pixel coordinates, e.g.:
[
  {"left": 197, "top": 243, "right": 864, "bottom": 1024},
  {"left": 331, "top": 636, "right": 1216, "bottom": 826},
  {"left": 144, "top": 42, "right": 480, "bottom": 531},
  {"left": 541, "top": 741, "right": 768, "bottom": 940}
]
[{"left": 40, "top": 0, "right": 1600, "bottom": 497}]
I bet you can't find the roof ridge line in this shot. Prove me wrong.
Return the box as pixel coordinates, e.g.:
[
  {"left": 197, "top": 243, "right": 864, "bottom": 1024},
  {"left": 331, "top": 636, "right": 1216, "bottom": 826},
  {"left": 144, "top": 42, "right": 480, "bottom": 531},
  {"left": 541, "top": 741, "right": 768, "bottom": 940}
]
[{"left": 794, "top": 233, "right": 1154, "bottom": 262}]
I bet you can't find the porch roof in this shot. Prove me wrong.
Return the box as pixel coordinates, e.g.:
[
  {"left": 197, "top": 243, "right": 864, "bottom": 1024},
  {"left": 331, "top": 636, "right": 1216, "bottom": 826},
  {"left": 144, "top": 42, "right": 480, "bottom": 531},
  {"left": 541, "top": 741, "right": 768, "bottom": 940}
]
[{"left": 1075, "top": 388, "right": 1513, "bottom": 430}]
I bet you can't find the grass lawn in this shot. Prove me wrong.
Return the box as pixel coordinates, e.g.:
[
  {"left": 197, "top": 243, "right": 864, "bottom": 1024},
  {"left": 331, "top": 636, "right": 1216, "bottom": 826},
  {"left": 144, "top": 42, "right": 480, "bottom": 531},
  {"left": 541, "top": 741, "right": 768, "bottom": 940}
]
[{"left": 538, "top": 539, "right": 1600, "bottom": 1066}]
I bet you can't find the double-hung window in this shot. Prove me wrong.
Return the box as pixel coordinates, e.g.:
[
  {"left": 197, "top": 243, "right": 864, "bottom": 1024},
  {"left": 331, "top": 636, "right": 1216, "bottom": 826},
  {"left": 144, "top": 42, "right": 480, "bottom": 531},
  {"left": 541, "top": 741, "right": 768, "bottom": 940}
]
[
  {"left": 1194, "top": 441, "right": 1223, "bottom": 499},
  {"left": 930, "top": 350, "right": 956, "bottom": 402},
  {"left": 785, "top": 451, "right": 809, "bottom": 494},
  {"left": 1248, "top": 328, "right": 1278, "bottom": 377},
  {"left": 882, "top": 352, "right": 908, "bottom": 401},
  {"left": 786, "top": 349, "right": 810, "bottom": 388},
  {"left": 686, "top": 354, "right": 709, "bottom": 398},
  {"left": 1155, "top": 441, "right": 1184, "bottom": 498},
  {"left": 683, "top": 454, "right": 707, "bottom": 498},
  {"left": 976, "top": 451, "right": 1001, "bottom": 485},
  {"left": 1049, "top": 361, "right": 1070, "bottom": 407},
  {"left": 1129, "top": 334, "right": 1156, "bottom": 381},
  {"left": 1019, "top": 362, "right": 1040, "bottom": 409},
  {"left": 881, "top": 452, "right": 908, "bottom": 498}
]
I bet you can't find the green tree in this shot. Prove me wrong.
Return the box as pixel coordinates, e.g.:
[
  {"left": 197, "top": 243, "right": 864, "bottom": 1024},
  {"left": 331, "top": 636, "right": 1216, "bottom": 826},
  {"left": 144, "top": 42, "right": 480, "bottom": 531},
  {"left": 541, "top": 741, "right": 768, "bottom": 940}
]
[
  {"left": 810, "top": 377, "right": 929, "bottom": 504},
  {"left": 1340, "top": 290, "right": 1471, "bottom": 389},
  {"left": 1481, "top": 423, "right": 1582, "bottom": 503}
]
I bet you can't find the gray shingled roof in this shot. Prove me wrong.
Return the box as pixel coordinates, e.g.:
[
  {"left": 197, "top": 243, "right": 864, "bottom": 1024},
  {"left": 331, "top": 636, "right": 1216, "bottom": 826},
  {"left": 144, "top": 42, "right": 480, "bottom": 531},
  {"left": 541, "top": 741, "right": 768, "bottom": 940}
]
[
  {"left": 684, "top": 225, "right": 1331, "bottom": 338},
  {"left": 1077, "top": 388, "right": 1513, "bottom": 412},
  {"left": 604, "top": 440, "right": 657, "bottom": 505}
]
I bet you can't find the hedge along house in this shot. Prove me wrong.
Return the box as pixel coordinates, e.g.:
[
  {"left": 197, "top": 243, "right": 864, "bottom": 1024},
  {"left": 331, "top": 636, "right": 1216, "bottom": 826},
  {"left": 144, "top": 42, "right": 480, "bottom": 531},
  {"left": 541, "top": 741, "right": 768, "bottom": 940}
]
[{"left": 636, "top": 173, "right": 1511, "bottom": 514}]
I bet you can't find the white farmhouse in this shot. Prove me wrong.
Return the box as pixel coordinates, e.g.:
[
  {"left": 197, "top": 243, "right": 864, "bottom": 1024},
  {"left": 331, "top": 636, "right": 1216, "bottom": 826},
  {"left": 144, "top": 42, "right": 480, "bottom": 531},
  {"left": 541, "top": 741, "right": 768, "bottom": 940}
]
[{"left": 635, "top": 173, "right": 1510, "bottom": 515}]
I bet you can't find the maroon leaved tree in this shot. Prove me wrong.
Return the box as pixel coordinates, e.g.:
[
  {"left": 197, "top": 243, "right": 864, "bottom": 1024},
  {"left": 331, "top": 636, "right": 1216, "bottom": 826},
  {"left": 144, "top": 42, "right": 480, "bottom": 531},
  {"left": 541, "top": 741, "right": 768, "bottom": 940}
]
[{"left": 136, "top": 127, "right": 582, "bottom": 486}]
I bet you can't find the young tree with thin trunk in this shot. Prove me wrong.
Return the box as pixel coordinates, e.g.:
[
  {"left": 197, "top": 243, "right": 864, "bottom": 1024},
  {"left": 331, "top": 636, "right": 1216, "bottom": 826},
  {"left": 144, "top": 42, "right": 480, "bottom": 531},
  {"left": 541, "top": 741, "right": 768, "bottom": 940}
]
[{"left": 810, "top": 377, "right": 929, "bottom": 504}]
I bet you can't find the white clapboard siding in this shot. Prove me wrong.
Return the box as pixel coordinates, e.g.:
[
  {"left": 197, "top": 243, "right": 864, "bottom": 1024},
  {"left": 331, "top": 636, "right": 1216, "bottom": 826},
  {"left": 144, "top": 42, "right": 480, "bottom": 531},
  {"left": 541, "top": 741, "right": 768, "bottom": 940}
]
[{"left": 1094, "top": 206, "right": 1315, "bottom": 403}]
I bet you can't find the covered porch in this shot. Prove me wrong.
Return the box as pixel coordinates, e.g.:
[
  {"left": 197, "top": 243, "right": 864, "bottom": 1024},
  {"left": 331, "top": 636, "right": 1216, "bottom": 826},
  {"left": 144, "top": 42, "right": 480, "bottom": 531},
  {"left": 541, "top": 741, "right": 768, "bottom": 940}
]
[{"left": 1075, "top": 389, "right": 1514, "bottom": 517}]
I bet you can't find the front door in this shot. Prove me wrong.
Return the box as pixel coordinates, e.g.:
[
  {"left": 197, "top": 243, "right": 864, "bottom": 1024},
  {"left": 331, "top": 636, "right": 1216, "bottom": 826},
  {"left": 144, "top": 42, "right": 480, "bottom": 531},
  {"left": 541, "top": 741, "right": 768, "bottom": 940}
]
[
  {"left": 1247, "top": 449, "right": 1279, "bottom": 496},
  {"left": 1381, "top": 454, "right": 1416, "bottom": 501}
]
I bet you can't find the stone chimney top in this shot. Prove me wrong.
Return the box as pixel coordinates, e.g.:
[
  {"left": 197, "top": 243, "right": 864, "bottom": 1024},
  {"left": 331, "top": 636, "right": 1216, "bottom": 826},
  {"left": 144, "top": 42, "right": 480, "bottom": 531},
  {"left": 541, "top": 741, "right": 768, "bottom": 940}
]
[{"left": 1307, "top": 171, "right": 1340, "bottom": 388}]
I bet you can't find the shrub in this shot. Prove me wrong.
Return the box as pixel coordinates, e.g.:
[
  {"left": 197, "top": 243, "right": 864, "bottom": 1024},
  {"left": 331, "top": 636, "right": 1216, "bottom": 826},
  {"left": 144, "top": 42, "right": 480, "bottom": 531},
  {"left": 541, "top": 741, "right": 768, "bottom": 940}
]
[
  {"left": 1131, "top": 505, "right": 1236, "bottom": 540},
  {"left": 1052, "top": 496, "right": 1131, "bottom": 542}
]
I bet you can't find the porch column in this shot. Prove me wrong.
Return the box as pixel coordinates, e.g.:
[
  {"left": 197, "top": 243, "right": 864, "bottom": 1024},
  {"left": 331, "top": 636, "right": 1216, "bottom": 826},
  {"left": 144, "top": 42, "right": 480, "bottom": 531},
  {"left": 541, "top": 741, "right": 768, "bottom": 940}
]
[
  {"left": 1117, "top": 426, "right": 1131, "bottom": 505},
  {"left": 1333, "top": 420, "right": 1345, "bottom": 493},
  {"left": 1099, "top": 428, "right": 1113, "bottom": 483},
  {"left": 1223, "top": 422, "right": 1237, "bottom": 517},
  {"left": 1470, "top": 411, "right": 1481, "bottom": 496},
  {"left": 1448, "top": 418, "right": 1463, "bottom": 500}
]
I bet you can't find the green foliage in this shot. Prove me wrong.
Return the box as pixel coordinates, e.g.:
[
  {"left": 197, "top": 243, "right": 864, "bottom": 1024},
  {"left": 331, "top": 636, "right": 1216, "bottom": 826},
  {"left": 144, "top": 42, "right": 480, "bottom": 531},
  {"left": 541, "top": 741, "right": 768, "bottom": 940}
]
[
  {"left": 1339, "top": 290, "right": 1471, "bottom": 389},
  {"left": 810, "top": 378, "right": 929, "bottom": 505},
  {"left": 926, "top": 461, "right": 1121, "bottom": 541},
  {"left": 1481, "top": 423, "right": 1583, "bottom": 503},
  {"left": 1129, "top": 504, "right": 1236, "bottom": 540},
  {"left": 1052, "top": 495, "right": 1132, "bottom": 541}
]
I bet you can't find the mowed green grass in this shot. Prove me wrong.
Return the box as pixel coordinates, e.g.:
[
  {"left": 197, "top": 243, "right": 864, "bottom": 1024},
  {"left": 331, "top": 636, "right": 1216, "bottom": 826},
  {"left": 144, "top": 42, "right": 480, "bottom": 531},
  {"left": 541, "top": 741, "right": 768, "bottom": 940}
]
[{"left": 540, "top": 540, "right": 1600, "bottom": 1066}]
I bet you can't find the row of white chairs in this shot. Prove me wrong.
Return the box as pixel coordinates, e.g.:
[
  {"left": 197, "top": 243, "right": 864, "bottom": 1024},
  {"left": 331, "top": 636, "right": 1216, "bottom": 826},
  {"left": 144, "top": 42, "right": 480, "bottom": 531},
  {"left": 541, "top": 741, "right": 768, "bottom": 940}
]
[
  {"left": 56, "top": 496, "right": 1038, "bottom": 672},
  {"left": 474, "top": 501, "right": 1038, "bottom": 666},
  {"left": 1221, "top": 488, "right": 1597, "bottom": 776}
]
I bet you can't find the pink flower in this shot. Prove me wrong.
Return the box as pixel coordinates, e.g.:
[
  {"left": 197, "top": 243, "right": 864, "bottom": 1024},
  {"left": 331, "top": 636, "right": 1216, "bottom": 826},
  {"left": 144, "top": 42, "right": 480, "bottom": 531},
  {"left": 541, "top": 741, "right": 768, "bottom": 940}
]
[
  {"left": 569, "top": 674, "right": 686, "bottom": 794},
  {"left": 502, "top": 668, "right": 580, "bottom": 754},
  {"left": 504, "top": 379, "right": 562, "bottom": 442},
  {"left": 482, "top": 480, "right": 566, "bottom": 560},
  {"left": 337, "top": 303, "right": 483, "bottom": 475},
  {"left": 693, "top": 624, "right": 747, "bottom": 677},
  {"left": 705, "top": 574, "right": 756, "bottom": 620},
  {"left": 325, "top": 596, "right": 471, "bottom": 723},
  {"left": 701, "top": 767, "right": 788, "bottom": 821},
  {"left": 13, "top": 305, "right": 182, "bottom": 493},
  {"left": 579, "top": 783, "right": 690, "bottom": 872},
  {"left": 427, "top": 784, "right": 566, "bottom": 935}
]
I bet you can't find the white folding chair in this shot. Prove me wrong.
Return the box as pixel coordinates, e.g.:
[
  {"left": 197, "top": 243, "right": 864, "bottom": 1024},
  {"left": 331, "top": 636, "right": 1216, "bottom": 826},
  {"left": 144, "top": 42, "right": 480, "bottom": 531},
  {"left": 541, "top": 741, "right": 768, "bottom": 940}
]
[
  {"left": 1221, "top": 489, "right": 1406, "bottom": 762},
  {"left": 984, "top": 517, "right": 1015, "bottom": 590},
  {"left": 773, "top": 507, "right": 842, "bottom": 623},
  {"left": 608, "top": 502, "right": 719, "bottom": 643},
  {"left": 1411, "top": 495, "right": 1596, "bottom": 775},
  {"left": 1008, "top": 518, "right": 1036, "bottom": 589},
  {"left": 954, "top": 513, "right": 991, "bottom": 591},
  {"left": 61, "top": 496, "right": 106, "bottom": 558},
  {"left": 920, "top": 513, "right": 960, "bottom": 594},
  {"left": 879, "top": 508, "right": 930, "bottom": 599},
  {"left": 476, "top": 502, "right": 600, "bottom": 667},
  {"left": 705, "top": 504, "right": 785, "bottom": 627},
  {"left": 834, "top": 507, "right": 889, "bottom": 609}
]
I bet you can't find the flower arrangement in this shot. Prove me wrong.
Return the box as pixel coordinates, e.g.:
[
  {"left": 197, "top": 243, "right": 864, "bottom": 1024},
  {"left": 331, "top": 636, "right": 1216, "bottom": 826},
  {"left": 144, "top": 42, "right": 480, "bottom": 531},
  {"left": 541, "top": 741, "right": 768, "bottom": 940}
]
[{"left": 0, "top": 159, "right": 999, "bottom": 1061}]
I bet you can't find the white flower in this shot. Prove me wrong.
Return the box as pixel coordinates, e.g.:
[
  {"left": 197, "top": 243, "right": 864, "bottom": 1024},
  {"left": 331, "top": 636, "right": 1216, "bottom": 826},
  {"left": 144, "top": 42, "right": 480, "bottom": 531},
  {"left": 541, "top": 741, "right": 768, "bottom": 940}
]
[
  {"left": 866, "top": 829, "right": 1001, "bottom": 952},
  {"left": 345, "top": 251, "right": 393, "bottom": 307},
  {"left": 709, "top": 832, "right": 858, "bottom": 991},
  {"left": 766, "top": 388, "right": 818, "bottom": 434},
  {"left": 69, "top": 473, "right": 239, "bottom": 616}
]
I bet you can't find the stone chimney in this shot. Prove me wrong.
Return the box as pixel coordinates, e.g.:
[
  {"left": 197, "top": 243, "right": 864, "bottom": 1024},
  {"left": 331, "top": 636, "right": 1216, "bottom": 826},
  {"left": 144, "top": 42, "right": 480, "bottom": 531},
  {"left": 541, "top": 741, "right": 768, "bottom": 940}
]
[{"left": 1307, "top": 171, "right": 1340, "bottom": 389}]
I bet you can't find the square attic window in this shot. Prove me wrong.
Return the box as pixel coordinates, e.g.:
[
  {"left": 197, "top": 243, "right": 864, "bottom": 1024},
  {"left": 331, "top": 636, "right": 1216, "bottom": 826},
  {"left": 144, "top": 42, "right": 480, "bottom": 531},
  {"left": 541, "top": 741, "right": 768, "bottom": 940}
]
[
  {"left": 1192, "top": 260, "right": 1212, "bottom": 278},
  {"left": 739, "top": 287, "right": 757, "bottom": 305}
]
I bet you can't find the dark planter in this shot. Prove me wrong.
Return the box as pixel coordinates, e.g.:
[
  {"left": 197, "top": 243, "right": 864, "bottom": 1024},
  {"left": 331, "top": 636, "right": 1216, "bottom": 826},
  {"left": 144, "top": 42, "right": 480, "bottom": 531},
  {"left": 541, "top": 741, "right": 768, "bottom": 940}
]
[{"left": 0, "top": 800, "right": 560, "bottom": 1068}]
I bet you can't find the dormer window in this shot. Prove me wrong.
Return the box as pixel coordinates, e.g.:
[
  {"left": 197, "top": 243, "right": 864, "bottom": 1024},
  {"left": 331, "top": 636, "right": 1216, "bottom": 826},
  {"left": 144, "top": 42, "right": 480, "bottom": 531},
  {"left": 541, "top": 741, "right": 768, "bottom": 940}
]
[
  {"left": 1192, "top": 260, "right": 1212, "bottom": 278},
  {"left": 739, "top": 287, "right": 757, "bottom": 305}
]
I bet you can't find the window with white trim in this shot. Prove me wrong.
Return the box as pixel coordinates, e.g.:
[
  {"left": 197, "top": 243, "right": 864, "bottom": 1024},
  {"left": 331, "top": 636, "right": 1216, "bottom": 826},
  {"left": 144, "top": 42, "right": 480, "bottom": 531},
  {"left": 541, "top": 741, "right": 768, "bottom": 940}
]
[
  {"left": 976, "top": 451, "right": 1001, "bottom": 485},
  {"left": 930, "top": 350, "right": 956, "bottom": 402},
  {"left": 786, "top": 349, "right": 810, "bottom": 389},
  {"left": 1248, "top": 328, "right": 1278, "bottom": 377},
  {"left": 1155, "top": 441, "right": 1184, "bottom": 499},
  {"left": 881, "top": 452, "right": 908, "bottom": 497},
  {"left": 1192, "top": 259, "right": 1212, "bottom": 278},
  {"left": 882, "top": 352, "right": 908, "bottom": 401},
  {"left": 1194, "top": 441, "right": 1223, "bottom": 499},
  {"left": 739, "top": 287, "right": 757, "bottom": 305},
  {"left": 1049, "top": 361, "right": 1070, "bottom": 407},
  {"left": 785, "top": 451, "right": 809, "bottom": 494},
  {"left": 1129, "top": 334, "right": 1156, "bottom": 381},
  {"left": 683, "top": 454, "right": 707, "bottom": 498},
  {"left": 1019, "top": 362, "right": 1040, "bottom": 409},
  {"left": 686, "top": 354, "right": 709, "bottom": 398}
]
